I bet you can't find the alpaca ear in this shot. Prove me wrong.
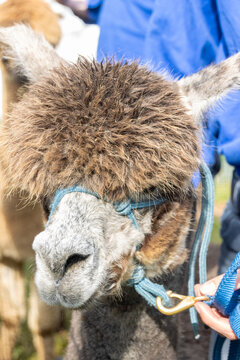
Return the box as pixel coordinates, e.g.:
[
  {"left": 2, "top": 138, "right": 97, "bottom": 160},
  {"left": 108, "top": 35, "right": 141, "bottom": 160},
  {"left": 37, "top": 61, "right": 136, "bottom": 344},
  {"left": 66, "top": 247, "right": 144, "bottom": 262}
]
[
  {"left": 0, "top": 24, "right": 64, "bottom": 83},
  {"left": 178, "top": 52, "right": 240, "bottom": 121}
]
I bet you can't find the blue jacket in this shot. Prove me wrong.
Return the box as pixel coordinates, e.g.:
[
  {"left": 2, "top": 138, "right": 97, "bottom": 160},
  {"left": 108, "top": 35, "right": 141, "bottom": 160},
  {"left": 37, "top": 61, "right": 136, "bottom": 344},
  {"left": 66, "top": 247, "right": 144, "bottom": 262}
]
[{"left": 88, "top": 0, "right": 240, "bottom": 174}]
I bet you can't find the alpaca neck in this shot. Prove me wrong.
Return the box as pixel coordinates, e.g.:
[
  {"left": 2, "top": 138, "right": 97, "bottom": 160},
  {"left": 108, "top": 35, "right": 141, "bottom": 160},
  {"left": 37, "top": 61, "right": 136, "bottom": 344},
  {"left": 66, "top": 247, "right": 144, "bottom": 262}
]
[{"left": 66, "top": 271, "right": 186, "bottom": 360}]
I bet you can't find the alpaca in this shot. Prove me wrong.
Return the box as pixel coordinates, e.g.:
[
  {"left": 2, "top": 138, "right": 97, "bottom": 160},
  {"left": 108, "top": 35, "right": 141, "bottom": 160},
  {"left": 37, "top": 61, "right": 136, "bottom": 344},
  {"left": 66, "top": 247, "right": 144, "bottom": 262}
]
[
  {"left": 0, "top": 24, "right": 239, "bottom": 359},
  {"left": 0, "top": 2, "right": 61, "bottom": 359}
]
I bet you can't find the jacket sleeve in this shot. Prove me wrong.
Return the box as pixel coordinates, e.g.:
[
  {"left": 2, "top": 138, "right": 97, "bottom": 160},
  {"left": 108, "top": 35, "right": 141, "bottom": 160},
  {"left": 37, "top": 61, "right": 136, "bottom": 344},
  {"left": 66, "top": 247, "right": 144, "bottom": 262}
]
[
  {"left": 144, "top": 0, "right": 221, "bottom": 76},
  {"left": 208, "top": 0, "right": 240, "bottom": 171},
  {"left": 88, "top": 0, "right": 103, "bottom": 23}
]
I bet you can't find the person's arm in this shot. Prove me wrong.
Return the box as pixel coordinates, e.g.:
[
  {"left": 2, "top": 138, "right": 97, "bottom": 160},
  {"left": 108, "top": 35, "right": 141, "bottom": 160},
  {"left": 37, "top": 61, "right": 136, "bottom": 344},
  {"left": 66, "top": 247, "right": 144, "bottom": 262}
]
[
  {"left": 57, "top": 0, "right": 88, "bottom": 20},
  {"left": 57, "top": 0, "right": 102, "bottom": 23}
]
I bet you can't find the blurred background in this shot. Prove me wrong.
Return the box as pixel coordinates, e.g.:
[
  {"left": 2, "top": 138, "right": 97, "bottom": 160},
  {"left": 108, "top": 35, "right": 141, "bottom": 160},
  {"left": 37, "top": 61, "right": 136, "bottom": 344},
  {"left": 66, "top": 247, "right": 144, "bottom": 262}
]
[{"left": 0, "top": 0, "right": 236, "bottom": 359}]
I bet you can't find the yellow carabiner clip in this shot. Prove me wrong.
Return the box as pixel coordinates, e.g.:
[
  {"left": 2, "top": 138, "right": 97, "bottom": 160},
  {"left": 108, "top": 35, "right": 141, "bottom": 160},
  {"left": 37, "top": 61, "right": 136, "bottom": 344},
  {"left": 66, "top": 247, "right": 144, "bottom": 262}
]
[{"left": 156, "top": 290, "right": 209, "bottom": 315}]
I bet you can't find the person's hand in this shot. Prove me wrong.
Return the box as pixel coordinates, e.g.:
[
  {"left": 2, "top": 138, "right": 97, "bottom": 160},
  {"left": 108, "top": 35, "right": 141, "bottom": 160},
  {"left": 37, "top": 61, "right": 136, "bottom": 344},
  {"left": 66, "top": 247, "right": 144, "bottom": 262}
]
[
  {"left": 57, "top": 0, "right": 88, "bottom": 20},
  {"left": 194, "top": 273, "right": 240, "bottom": 340}
]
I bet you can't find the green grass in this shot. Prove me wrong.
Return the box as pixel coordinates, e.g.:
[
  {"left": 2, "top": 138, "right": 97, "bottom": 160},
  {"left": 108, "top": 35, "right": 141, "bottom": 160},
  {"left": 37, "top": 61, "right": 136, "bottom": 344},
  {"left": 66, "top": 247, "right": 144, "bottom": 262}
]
[
  {"left": 11, "top": 261, "right": 70, "bottom": 360},
  {"left": 12, "top": 321, "right": 35, "bottom": 360},
  {"left": 54, "top": 330, "right": 69, "bottom": 356},
  {"left": 12, "top": 318, "right": 70, "bottom": 360},
  {"left": 211, "top": 180, "right": 231, "bottom": 245},
  {"left": 211, "top": 216, "right": 222, "bottom": 245},
  {"left": 215, "top": 181, "right": 231, "bottom": 203},
  {"left": 211, "top": 156, "right": 232, "bottom": 244}
]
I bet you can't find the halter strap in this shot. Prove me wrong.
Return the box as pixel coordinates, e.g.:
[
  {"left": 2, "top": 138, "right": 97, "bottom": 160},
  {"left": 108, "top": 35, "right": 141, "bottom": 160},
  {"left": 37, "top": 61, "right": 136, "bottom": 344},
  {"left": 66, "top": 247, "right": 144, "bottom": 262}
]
[{"left": 48, "top": 186, "right": 167, "bottom": 230}]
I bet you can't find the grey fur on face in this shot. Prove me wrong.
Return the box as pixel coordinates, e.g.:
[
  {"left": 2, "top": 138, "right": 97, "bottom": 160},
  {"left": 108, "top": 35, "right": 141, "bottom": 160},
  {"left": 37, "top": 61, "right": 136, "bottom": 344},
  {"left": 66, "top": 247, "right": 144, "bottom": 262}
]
[{"left": 33, "top": 193, "right": 151, "bottom": 308}]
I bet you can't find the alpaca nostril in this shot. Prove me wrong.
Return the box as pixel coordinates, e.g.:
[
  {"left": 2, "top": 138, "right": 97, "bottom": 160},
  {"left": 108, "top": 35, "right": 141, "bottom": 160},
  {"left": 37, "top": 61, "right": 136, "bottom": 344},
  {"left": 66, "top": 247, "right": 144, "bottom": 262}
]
[{"left": 64, "top": 253, "right": 90, "bottom": 274}]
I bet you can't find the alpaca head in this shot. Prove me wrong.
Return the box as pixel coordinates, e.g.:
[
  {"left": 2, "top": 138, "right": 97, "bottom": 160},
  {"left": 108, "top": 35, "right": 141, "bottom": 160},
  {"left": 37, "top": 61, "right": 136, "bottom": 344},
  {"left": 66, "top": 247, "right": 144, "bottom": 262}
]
[
  {"left": 0, "top": 25, "right": 238, "bottom": 309},
  {"left": 33, "top": 192, "right": 154, "bottom": 308}
]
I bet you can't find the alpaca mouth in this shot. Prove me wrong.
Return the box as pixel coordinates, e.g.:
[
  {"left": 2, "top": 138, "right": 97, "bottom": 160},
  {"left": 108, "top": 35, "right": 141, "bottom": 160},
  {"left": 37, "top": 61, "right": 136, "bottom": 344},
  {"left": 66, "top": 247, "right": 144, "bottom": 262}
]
[
  {"left": 35, "top": 266, "right": 102, "bottom": 310},
  {"left": 51, "top": 278, "right": 93, "bottom": 309},
  {"left": 55, "top": 290, "right": 83, "bottom": 309},
  {"left": 55, "top": 290, "right": 95, "bottom": 310},
  {"left": 38, "top": 283, "right": 92, "bottom": 309}
]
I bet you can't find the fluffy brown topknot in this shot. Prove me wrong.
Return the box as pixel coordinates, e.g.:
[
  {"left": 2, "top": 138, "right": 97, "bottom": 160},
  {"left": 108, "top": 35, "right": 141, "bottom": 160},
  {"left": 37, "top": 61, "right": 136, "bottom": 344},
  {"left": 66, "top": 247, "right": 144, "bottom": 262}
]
[{"left": 0, "top": 59, "right": 200, "bottom": 201}]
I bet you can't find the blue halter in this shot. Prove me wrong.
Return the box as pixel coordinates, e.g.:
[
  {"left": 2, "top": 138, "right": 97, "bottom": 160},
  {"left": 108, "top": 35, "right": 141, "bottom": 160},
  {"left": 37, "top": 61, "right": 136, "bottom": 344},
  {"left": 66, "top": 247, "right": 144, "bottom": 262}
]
[
  {"left": 47, "top": 162, "right": 214, "bottom": 338},
  {"left": 48, "top": 187, "right": 166, "bottom": 231}
]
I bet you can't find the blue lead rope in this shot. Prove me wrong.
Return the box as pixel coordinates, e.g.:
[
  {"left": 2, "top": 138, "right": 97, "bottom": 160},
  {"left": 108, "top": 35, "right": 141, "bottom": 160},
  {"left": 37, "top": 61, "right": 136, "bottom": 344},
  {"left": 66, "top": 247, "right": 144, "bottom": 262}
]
[
  {"left": 129, "top": 163, "right": 215, "bottom": 336},
  {"left": 188, "top": 163, "right": 215, "bottom": 339}
]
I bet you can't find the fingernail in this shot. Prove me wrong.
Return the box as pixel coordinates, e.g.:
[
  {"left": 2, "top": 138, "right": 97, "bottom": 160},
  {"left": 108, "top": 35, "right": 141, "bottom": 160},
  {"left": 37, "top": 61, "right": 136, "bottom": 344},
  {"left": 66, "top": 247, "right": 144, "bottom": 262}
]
[
  {"left": 200, "top": 281, "right": 215, "bottom": 295},
  {"left": 194, "top": 303, "right": 201, "bottom": 314}
]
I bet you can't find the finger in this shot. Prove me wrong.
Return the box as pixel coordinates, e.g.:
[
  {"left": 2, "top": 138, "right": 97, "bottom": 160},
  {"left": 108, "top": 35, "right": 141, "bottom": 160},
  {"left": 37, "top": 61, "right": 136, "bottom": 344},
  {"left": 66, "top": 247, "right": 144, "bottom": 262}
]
[
  {"left": 195, "top": 283, "right": 203, "bottom": 297},
  {"left": 195, "top": 302, "right": 238, "bottom": 340},
  {"left": 195, "top": 274, "right": 224, "bottom": 296},
  {"left": 195, "top": 269, "right": 240, "bottom": 297}
]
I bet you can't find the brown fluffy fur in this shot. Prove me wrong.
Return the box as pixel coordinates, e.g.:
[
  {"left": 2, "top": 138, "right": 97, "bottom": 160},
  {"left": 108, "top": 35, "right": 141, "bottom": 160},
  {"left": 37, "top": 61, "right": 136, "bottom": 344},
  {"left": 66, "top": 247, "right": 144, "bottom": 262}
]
[
  {"left": 0, "top": 0, "right": 61, "bottom": 47},
  {"left": 0, "top": 59, "right": 200, "bottom": 202},
  {"left": 136, "top": 200, "right": 192, "bottom": 273},
  {"left": 108, "top": 199, "right": 193, "bottom": 293}
]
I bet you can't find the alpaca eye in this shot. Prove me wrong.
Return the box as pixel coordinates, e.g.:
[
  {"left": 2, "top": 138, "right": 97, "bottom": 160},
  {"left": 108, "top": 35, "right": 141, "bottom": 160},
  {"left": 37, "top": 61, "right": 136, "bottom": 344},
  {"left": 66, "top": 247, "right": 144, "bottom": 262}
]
[
  {"left": 42, "top": 197, "right": 50, "bottom": 218},
  {"left": 1, "top": 57, "right": 8, "bottom": 65},
  {"left": 148, "top": 186, "right": 157, "bottom": 193}
]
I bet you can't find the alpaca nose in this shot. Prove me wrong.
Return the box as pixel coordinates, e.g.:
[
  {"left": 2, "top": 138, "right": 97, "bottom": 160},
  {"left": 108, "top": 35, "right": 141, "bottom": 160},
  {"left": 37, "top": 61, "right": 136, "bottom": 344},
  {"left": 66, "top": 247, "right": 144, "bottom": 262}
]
[
  {"left": 64, "top": 253, "right": 90, "bottom": 274},
  {"left": 33, "top": 232, "right": 93, "bottom": 277}
]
